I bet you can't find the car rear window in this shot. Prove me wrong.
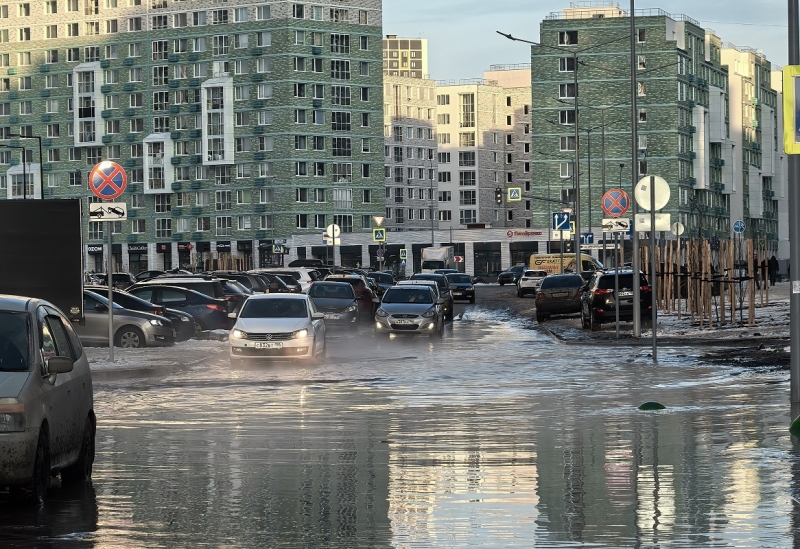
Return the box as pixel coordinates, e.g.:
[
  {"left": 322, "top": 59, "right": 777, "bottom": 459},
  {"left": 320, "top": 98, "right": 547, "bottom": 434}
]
[
  {"left": 540, "top": 275, "right": 583, "bottom": 289},
  {"left": 597, "top": 274, "right": 647, "bottom": 290},
  {"left": 309, "top": 283, "right": 354, "bottom": 299},
  {"left": 524, "top": 271, "right": 547, "bottom": 277},
  {"left": 0, "top": 311, "right": 29, "bottom": 371},
  {"left": 447, "top": 274, "right": 471, "bottom": 284}
]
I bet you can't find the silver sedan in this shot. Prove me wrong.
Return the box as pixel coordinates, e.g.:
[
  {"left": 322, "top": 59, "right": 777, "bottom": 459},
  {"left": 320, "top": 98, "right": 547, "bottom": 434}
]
[
  {"left": 374, "top": 286, "right": 444, "bottom": 338},
  {"left": 76, "top": 290, "right": 175, "bottom": 348}
]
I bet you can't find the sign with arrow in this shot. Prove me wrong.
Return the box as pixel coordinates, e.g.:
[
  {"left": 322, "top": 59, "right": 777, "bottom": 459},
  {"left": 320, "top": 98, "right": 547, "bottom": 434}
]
[
  {"left": 88, "top": 202, "right": 127, "bottom": 221},
  {"left": 601, "top": 217, "right": 631, "bottom": 233},
  {"left": 552, "top": 212, "right": 570, "bottom": 231}
]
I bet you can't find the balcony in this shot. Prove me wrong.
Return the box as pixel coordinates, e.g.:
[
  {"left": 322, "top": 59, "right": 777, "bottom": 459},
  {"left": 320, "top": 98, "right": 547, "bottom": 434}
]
[
  {"left": 7, "top": 68, "right": 16, "bottom": 75},
  {"left": 712, "top": 158, "right": 725, "bottom": 167},
  {"left": 764, "top": 189, "right": 775, "bottom": 198},
  {"left": 169, "top": 105, "right": 181, "bottom": 114},
  {"left": 127, "top": 210, "right": 137, "bottom": 217},
  {"left": 253, "top": 126, "right": 264, "bottom": 134},
  {"left": 168, "top": 54, "right": 179, "bottom": 63},
  {"left": 189, "top": 129, "right": 202, "bottom": 138},
  {"left": 171, "top": 156, "right": 182, "bottom": 165},
  {"left": 688, "top": 125, "right": 696, "bottom": 133},
  {"left": 688, "top": 177, "right": 697, "bottom": 186},
  {"left": 190, "top": 181, "right": 201, "bottom": 189},
  {"left": 188, "top": 53, "right": 198, "bottom": 62},
  {"left": 123, "top": 83, "right": 134, "bottom": 92},
  {"left": 101, "top": 85, "right": 111, "bottom": 93},
  {"left": 123, "top": 58, "right": 134, "bottom": 66},
  {"left": 100, "top": 60, "right": 110, "bottom": 69},
  {"left": 172, "top": 233, "right": 183, "bottom": 241},
  {"left": 101, "top": 110, "right": 112, "bottom": 118},
  {"left": 253, "top": 152, "right": 265, "bottom": 161},
  {"left": 712, "top": 182, "right": 725, "bottom": 191},
  {"left": 254, "top": 204, "right": 266, "bottom": 212},
  {"left": 251, "top": 100, "right": 265, "bottom": 109},
  {"left": 40, "top": 114, "right": 51, "bottom": 123},
  {"left": 688, "top": 151, "right": 696, "bottom": 160},
  {"left": 253, "top": 178, "right": 266, "bottom": 187},
  {"left": 170, "top": 131, "right": 182, "bottom": 140},
  {"left": 40, "top": 89, "right": 50, "bottom": 98},
  {"left": 312, "top": 99, "right": 322, "bottom": 108},
  {"left": 125, "top": 134, "right": 135, "bottom": 142},
  {"left": 126, "top": 234, "right": 137, "bottom": 242},
  {"left": 169, "top": 80, "right": 180, "bottom": 89},
  {"left": 250, "top": 48, "right": 263, "bottom": 56},
  {"left": 101, "top": 135, "right": 112, "bottom": 144},
  {"left": 171, "top": 208, "right": 182, "bottom": 217},
  {"left": 251, "top": 74, "right": 264, "bottom": 83},
  {"left": 312, "top": 46, "right": 322, "bottom": 55},
  {"left": 189, "top": 78, "right": 200, "bottom": 87}
]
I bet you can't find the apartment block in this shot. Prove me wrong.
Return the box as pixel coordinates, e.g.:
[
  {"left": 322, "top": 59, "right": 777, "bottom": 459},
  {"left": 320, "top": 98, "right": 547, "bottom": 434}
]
[
  {"left": 382, "top": 35, "right": 427, "bottom": 79},
  {"left": 0, "top": 0, "right": 385, "bottom": 271}
]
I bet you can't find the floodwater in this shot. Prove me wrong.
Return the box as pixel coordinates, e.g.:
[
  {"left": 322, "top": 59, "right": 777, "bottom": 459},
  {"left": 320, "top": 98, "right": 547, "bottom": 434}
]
[{"left": 2, "top": 304, "right": 800, "bottom": 548}]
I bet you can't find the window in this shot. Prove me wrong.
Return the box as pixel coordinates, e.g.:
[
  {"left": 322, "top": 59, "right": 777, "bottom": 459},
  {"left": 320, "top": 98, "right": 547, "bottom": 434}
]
[
  {"left": 559, "top": 58, "right": 576, "bottom": 72},
  {"left": 639, "top": 160, "right": 647, "bottom": 175},
  {"left": 331, "top": 111, "right": 351, "bottom": 131},
  {"left": 212, "top": 35, "right": 229, "bottom": 56},
  {"left": 559, "top": 83, "right": 577, "bottom": 99},
  {"left": 331, "top": 34, "right": 350, "bottom": 54},
  {"left": 459, "top": 190, "right": 476, "bottom": 205},
  {"left": 558, "top": 30, "right": 578, "bottom": 45},
  {"left": 330, "top": 8, "right": 348, "bottom": 22},
  {"left": 638, "top": 108, "right": 647, "bottom": 122},
  {"left": 332, "top": 137, "right": 351, "bottom": 157},
  {"left": 211, "top": 9, "right": 228, "bottom": 25},
  {"left": 459, "top": 133, "right": 475, "bottom": 147},
  {"left": 637, "top": 82, "right": 646, "bottom": 96},
  {"left": 197, "top": 217, "right": 211, "bottom": 231},
  {"left": 234, "top": 7, "right": 247, "bottom": 22},
  {"left": 256, "top": 31, "right": 271, "bottom": 47},
  {"left": 359, "top": 62, "right": 370, "bottom": 76},
  {"left": 257, "top": 6, "right": 270, "bottom": 20},
  {"left": 638, "top": 55, "right": 646, "bottom": 70},
  {"left": 459, "top": 152, "right": 475, "bottom": 166},
  {"left": 459, "top": 171, "right": 476, "bottom": 186},
  {"left": 333, "top": 188, "right": 352, "bottom": 209},
  {"left": 560, "top": 136, "right": 576, "bottom": 151},
  {"left": 151, "top": 15, "right": 167, "bottom": 29},
  {"left": 292, "top": 4, "right": 304, "bottom": 18},
  {"left": 216, "top": 216, "right": 231, "bottom": 237},
  {"left": 560, "top": 162, "right": 573, "bottom": 178},
  {"left": 559, "top": 110, "right": 576, "bottom": 125},
  {"left": 331, "top": 60, "right": 350, "bottom": 80},
  {"left": 638, "top": 28, "right": 646, "bottom": 43},
  {"left": 154, "top": 194, "right": 171, "bottom": 213},
  {"left": 155, "top": 218, "right": 172, "bottom": 238},
  {"left": 173, "top": 13, "right": 187, "bottom": 27},
  {"left": 459, "top": 210, "right": 476, "bottom": 225},
  {"left": 18, "top": 77, "right": 32, "bottom": 90},
  {"left": 192, "top": 11, "right": 206, "bottom": 26},
  {"left": 18, "top": 52, "right": 31, "bottom": 66},
  {"left": 331, "top": 85, "right": 351, "bottom": 106}
]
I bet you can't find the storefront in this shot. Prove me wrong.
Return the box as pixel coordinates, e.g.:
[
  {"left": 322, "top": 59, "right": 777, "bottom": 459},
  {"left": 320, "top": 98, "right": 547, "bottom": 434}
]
[
  {"left": 87, "top": 244, "right": 104, "bottom": 273},
  {"left": 112, "top": 244, "right": 122, "bottom": 272},
  {"left": 473, "top": 242, "right": 501, "bottom": 276},
  {"left": 128, "top": 243, "right": 148, "bottom": 274},
  {"left": 177, "top": 242, "right": 193, "bottom": 270},
  {"left": 510, "top": 241, "right": 539, "bottom": 267},
  {"left": 236, "top": 240, "right": 253, "bottom": 270},
  {"left": 156, "top": 242, "right": 171, "bottom": 270},
  {"left": 195, "top": 241, "right": 211, "bottom": 270},
  {"left": 215, "top": 241, "right": 231, "bottom": 270}
]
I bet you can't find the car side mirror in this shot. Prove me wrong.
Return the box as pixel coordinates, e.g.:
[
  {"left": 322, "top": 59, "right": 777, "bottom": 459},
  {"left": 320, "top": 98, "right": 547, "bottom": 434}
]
[
  {"left": 312, "top": 312, "right": 325, "bottom": 320},
  {"left": 47, "top": 356, "right": 74, "bottom": 375},
  {"left": 227, "top": 312, "right": 237, "bottom": 319},
  {"left": 94, "top": 303, "right": 108, "bottom": 312}
]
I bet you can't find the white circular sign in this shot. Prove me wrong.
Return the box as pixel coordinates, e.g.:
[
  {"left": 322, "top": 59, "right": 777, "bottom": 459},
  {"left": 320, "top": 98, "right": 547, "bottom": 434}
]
[
  {"left": 635, "top": 176, "right": 671, "bottom": 211},
  {"left": 671, "top": 221, "right": 685, "bottom": 236},
  {"left": 326, "top": 224, "right": 341, "bottom": 238}
]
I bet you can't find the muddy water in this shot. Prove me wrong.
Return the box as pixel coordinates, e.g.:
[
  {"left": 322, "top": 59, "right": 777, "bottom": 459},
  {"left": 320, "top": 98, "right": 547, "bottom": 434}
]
[{"left": 2, "top": 305, "right": 800, "bottom": 548}]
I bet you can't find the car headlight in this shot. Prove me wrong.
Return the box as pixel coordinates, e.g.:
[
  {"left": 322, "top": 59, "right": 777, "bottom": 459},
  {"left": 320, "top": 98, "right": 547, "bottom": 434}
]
[
  {"left": 467, "top": 286, "right": 474, "bottom": 291},
  {"left": 0, "top": 398, "right": 25, "bottom": 433},
  {"left": 422, "top": 308, "right": 436, "bottom": 318},
  {"left": 376, "top": 308, "right": 389, "bottom": 317},
  {"left": 292, "top": 328, "right": 309, "bottom": 339},
  {"left": 149, "top": 319, "right": 164, "bottom": 326},
  {"left": 346, "top": 305, "right": 357, "bottom": 312},
  {"left": 231, "top": 329, "right": 247, "bottom": 339}
]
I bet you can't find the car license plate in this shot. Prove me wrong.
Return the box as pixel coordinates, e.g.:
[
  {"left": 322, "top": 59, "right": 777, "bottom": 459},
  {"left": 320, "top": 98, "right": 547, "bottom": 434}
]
[
  {"left": 553, "top": 292, "right": 568, "bottom": 298},
  {"left": 453, "top": 291, "right": 462, "bottom": 296},
  {"left": 394, "top": 319, "right": 414, "bottom": 325},
  {"left": 619, "top": 291, "right": 633, "bottom": 297},
  {"left": 324, "top": 314, "right": 340, "bottom": 320},
  {"left": 255, "top": 342, "right": 282, "bottom": 349}
]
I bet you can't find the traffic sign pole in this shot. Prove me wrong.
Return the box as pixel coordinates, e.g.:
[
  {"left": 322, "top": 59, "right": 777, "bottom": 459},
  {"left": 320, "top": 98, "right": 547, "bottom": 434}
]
[{"left": 787, "top": 0, "right": 800, "bottom": 425}]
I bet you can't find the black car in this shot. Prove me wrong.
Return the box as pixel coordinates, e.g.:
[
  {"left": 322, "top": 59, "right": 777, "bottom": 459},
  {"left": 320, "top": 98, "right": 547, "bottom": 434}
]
[
  {"left": 256, "top": 273, "right": 293, "bottom": 293},
  {"left": 497, "top": 265, "right": 527, "bottom": 286},
  {"left": 126, "top": 284, "right": 231, "bottom": 331},
  {"left": 207, "top": 271, "right": 269, "bottom": 293},
  {"left": 409, "top": 273, "right": 454, "bottom": 320},
  {"left": 135, "top": 270, "right": 166, "bottom": 282},
  {"left": 95, "top": 272, "right": 137, "bottom": 289},
  {"left": 307, "top": 281, "right": 359, "bottom": 325},
  {"left": 581, "top": 270, "right": 652, "bottom": 331},
  {"left": 445, "top": 273, "right": 475, "bottom": 303},
  {"left": 366, "top": 272, "right": 395, "bottom": 297},
  {"left": 86, "top": 286, "right": 196, "bottom": 341},
  {"left": 534, "top": 274, "right": 585, "bottom": 323}
]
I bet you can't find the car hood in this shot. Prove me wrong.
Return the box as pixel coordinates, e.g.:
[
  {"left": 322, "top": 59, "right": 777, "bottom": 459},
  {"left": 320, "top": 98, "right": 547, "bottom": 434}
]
[
  {"left": 234, "top": 317, "right": 308, "bottom": 333},
  {"left": 0, "top": 371, "right": 31, "bottom": 398},
  {"left": 310, "top": 297, "right": 356, "bottom": 309},
  {"left": 380, "top": 302, "right": 436, "bottom": 314}
]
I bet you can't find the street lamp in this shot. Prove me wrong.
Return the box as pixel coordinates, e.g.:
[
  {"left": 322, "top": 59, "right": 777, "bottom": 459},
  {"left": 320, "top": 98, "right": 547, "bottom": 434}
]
[
  {"left": 0, "top": 144, "right": 28, "bottom": 199},
  {"left": 9, "top": 133, "right": 43, "bottom": 199}
]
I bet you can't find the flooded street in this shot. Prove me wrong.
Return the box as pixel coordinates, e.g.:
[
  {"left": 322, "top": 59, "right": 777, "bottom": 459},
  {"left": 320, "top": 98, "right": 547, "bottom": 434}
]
[{"left": 2, "top": 288, "right": 800, "bottom": 548}]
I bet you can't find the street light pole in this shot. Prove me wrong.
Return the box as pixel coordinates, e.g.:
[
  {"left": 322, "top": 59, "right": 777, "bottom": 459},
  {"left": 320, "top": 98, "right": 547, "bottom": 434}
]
[
  {"left": 788, "top": 0, "right": 800, "bottom": 423},
  {"left": 629, "top": 0, "right": 642, "bottom": 338}
]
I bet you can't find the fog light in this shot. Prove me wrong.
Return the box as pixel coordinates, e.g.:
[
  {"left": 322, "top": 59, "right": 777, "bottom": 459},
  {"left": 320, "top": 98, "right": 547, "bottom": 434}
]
[
  {"left": 428, "top": 323, "right": 435, "bottom": 330},
  {"left": 376, "top": 322, "right": 382, "bottom": 329}
]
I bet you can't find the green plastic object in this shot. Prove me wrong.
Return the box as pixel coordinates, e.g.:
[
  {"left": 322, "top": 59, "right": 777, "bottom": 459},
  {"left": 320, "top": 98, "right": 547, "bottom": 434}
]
[
  {"left": 790, "top": 416, "right": 800, "bottom": 436},
  {"left": 638, "top": 402, "right": 666, "bottom": 411}
]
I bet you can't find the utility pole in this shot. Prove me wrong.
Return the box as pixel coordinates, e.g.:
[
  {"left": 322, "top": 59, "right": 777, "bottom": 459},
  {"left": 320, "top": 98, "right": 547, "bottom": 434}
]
[
  {"left": 788, "top": 0, "right": 800, "bottom": 421},
  {"left": 630, "top": 0, "right": 642, "bottom": 337}
]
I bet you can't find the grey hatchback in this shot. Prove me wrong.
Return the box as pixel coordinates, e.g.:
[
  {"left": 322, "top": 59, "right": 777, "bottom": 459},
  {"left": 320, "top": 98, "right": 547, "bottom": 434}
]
[{"left": 534, "top": 274, "right": 585, "bottom": 322}]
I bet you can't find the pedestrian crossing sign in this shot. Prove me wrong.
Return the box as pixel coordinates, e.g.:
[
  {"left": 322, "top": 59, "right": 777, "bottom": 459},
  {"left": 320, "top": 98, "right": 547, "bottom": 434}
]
[
  {"left": 507, "top": 188, "right": 522, "bottom": 201},
  {"left": 373, "top": 228, "right": 386, "bottom": 242},
  {"left": 399, "top": 248, "right": 408, "bottom": 260}
]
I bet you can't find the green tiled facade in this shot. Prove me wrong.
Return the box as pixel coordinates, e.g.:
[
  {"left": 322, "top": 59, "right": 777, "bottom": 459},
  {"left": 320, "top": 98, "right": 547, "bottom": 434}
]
[{"left": 0, "top": 0, "right": 385, "bottom": 269}]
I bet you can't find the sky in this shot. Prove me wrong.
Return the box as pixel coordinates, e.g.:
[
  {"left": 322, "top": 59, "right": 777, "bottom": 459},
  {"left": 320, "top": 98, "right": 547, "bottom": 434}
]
[{"left": 383, "top": 0, "right": 790, "bottom": 81}]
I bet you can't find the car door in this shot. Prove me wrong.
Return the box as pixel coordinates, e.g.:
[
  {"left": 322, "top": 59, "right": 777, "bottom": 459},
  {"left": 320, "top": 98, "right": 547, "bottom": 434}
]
[
  {"left": 307, "top": 299, "right": 325, "bottom": 353},
  {"left": 78, "top": 293, "right": 109, "bottom": 345}
]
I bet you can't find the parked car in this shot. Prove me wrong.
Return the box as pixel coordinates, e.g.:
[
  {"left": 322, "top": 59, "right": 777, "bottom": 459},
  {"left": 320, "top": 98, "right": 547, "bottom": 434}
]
[
  {"left": 366, "top": 272, "right": 395, "bottom": 297},
  {"left": 307, "top": 281, "right": 359, "bottom": 325},
  {"left": 409, "top": 273, "right": 454, "bottom": 320},
  {"left": 126, "top": 284, "right": 231, "bottom": 331},
  {"left": 130, "top": 276, "right": 228, "bottom": 307},
  {"left": 228, "top": 294, "right": 326, "bottom": 365},
  {"left": 85, "top": 286, "right": 195, "bottom": 342},
  {"left": 207, "top": 271, "right": 269, "bottom": 293},
  {"left": 95, "top": 272, "right": 136, "bottom": 289},
  {"left": 581, "top": 270, "right": 653, "bottom": 330},
  {"left": 374, "top": 285, "right": 444, "bottom": 338},
  {"left": 445, "top": 273, "right": 476, "bottom": 303},
  {"left": 472, "top": 270, "right": 502, "bottom": 284},
  {"left": 134, "top": 270, "right": 166, "bottom": 282},
  {"left": 256, "top": 273, "right": 293, "bottom": 294},
  {"left": 534, "top": 274, "right": 585, "bottom": 323},
  {"left": 498, "top": 265, "right": 527, "bottom": 286},
  {"left": 324, "top": 274, "right": 378, "bottom": 321},
  {"left": 434, "top": 269, "right": 460, "bottom": 275},
  {"left": 252, "top": 268, "right": 316, "bottom": 293},
  {"left": 78, "top": 290, "right": 176, "bottom": 348},
  {"left": 517, "top": 270, "right": 549, "bottom": 298},
  {"left": 219, "top": 279, "right": 252, "bottom": 313},
  {"left": 0, "top": 295, "right": 95, "bottom": 503}
]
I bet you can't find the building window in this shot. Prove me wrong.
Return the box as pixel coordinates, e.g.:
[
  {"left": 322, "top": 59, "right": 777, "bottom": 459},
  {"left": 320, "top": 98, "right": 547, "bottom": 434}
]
[
  {"left": 559, "top": 83, "right": 577, "bottom": 99},
  {"left": 639, "top": 108, "right": 647, "bottom": 122},
  {"left": 459, "top": 210, "right": 476, "bottom": 225},
  {"left": 560, "top": 136, "right": 576, "bottom": 151},
  {"left": 637, "top": 29, "right": 646, "bottom": 43},
  {"left": 559, "top": 31, "right": 578, "bottom": 45},
  {"left": 559, "top": 110, "right": 576, "bottom": 125},
  {"left": 559, "top": 58, "right": 576, "bottom": 72},
  {"left": 216, "top": 216, "right": 231, "bottom": 237},
  {"left": 331, "top": 60, "right": 351, "bottom": 80},
  {"left": 637, "top": 82, "right": 646, "bottom": 96},
  {"left": 155, "top": 218, "right": 172, "bottom": 238}
]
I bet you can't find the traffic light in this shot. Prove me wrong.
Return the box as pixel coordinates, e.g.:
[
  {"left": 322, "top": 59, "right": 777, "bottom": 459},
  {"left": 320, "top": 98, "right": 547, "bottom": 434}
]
[{"left": 495, "top": 187, "right": 503, "bottom": 205}]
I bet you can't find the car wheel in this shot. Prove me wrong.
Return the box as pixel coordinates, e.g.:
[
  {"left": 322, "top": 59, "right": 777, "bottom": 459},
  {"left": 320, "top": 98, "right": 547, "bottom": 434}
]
[
  {"left": 499, "top": 281, "right": 505, "bottom": 286},
  {"left": 115, "top": 326, "right": 145, "bottom": 348},
  {"left": 17, "top": 430, "right": 50, "bottom": 504},
  {"left": 193, "top": 318, "right": 206, "bottom": 333},
  {"left": 536, "top": 311, "right": 545, "bottom": 323},
  {"left": 590, "top": 313, "right": 601, "bottom": 331},
  {"left": 581, "top": 308, "right": 589, "bottom": 329},
  {"left": 469, "top": 296, "right": 475, "bottom": 304},
  {"left": 62, "top": 417, "right": 95, "bottom": 484}
]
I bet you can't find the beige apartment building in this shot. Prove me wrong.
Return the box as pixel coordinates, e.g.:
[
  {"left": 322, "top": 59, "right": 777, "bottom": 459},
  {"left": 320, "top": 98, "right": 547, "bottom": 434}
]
[{"left": 382, "top": 35, "right": 428, "bottom": 79}]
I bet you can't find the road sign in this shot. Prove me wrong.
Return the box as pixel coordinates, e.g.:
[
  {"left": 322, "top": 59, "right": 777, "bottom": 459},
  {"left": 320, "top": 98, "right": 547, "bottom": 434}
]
[
  {"left": 323, "top": 237, "right": 341, "bottom": 245},
  {"left": 782, "top": 66, "right": 800, "bottom": 154},
  {"left": 635, "top": 213, "right": 672, "bottom": 231},
  {"left": 454, "top": 256, "right": 464, "bottom": 263},
  {"left": 376, "top": 248, "right": 384, "bottom": 257},
  {"left": 272, "top": 244, "right": 286, "bottom": 254},
  {"left": 88, "top": 202, "right": 127, "bottom": 221},
  {"left": 552, "top": 230, "right": 571, "bottom": 240},
  {"left": 733, "top": 220, "right": 746, "bottom": 234},
  {"left": 671, "top": 222, "right": 685, "bottom": 236},
  {"left": 580, "top": 244, "right": 605, "bottom": 250},
  {"left": 507, "top": 187, "right": 522, "bottom": 201},
  {"left": 399, "top": 248, "right": 408, "bottom": 260},
  {"left": 552, "top": 212, "right": 570, "bottom": 231},
  {"left": 580, "top": 232, "right": 594, "bottom": 245},
  {"left": 602, "top": 217, "right": 631, "bottom": 232},
  {"left": 601, "top": 189, "right": 630, "bottom": 218},
  {"left": 326, "top": 223, "right": 341, "bottom": 238},
  {"left": 372, "top": 228, "right": 386, "bottom": 242},
  {"left": 634, "top": 176, "right": 671, "bottom": 211},
  {"left": 88, "top": 161, "right": 127, "bottom": 200}
]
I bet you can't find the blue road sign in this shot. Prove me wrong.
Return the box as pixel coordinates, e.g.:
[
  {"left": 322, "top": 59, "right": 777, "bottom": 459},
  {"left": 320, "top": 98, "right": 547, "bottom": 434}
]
[
  {"left": 733, "top": 220, "right": 746, "bottom": 234},
  {"left": 399, "top": 248, "right": 408, "bottom": 260},
  {"left": 507, "top": 188, "right": 522, "bottom": 201},
  {"left": 580, "top": 232, "right": 594, "bottom": 245},
  {"left": 552, "top": 212, "right": 571, "bottom": 231}
]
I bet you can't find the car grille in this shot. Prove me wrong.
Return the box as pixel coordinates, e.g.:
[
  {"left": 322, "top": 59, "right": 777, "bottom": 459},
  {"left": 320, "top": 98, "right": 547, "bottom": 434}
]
[
  {"left": 245, "top": 332, "right": 293, "bottom": 341},
  {"left": 390, "top": 324, "right": 419, "bottom": 330},
  {"left": 391, "top": 314, "right": 419, "bottom": 319},
  {"left": 319, "top": 306, "right": 347, "bottom": 313}
]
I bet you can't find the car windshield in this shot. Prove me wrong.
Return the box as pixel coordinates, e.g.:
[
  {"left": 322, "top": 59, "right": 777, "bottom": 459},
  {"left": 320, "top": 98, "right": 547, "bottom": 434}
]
[
  {"left": 309, "top": 284, "right": 354, "bottom": 299},
  {"left": 240, "top": 299, "right": 308, "bottom": 319},
  {"left": 383, "top": 289, "right": 433, "bottom": 304},
  {"left": 541, "top": 275, "right": 583, "bottom": 289},
  {"left": 447, "top": 274, "right": 471, "bottom": 284},
  {"left": 0, "top": 311, "right": 29, "bottom": 371},
  {"left": 412, "top": 276, "right": 445, "bottom": 289}
]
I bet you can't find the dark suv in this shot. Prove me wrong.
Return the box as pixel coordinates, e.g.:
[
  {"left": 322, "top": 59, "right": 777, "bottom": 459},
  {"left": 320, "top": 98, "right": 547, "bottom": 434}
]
[
  {"left": 581, "top": 270, "right": 652, "bottom": 330},
  {"left": 497, "top": 265, "right": 527, "bottom": 286},
  {"left": 409, "top": 273, "right": 454, "bottom": 320}
]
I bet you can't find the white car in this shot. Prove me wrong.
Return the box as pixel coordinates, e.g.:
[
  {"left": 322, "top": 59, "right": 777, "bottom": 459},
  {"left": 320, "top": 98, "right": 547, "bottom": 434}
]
[
  {"left": 228, "top": 294, "right": 326, "bottom": 364},
  {"left": 517, "top": 270, "right": 548, "bottom": 297},
  {"left": 0, "top": 295, "right": 95, "bottom": 504}
]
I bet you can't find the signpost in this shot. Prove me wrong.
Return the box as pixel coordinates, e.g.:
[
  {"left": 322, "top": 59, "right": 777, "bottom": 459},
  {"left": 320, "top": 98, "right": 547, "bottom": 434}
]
[
  {"left": 89, "top": 161, "right": 127, "bottom": 362},
  {"left": 324, "top": 223, "right": 341, "bottom": 269}
]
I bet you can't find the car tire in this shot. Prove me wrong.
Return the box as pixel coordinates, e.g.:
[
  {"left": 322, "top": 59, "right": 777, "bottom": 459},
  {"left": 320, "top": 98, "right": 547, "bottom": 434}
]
[
  {"left": 469, "top": 296, "right": 475, "bottom": 304},
  {"left": 115, "top": 326, "right": 145, "bottom": 348},
  {"left": 581, "top": 308, "right": 589, "bottom": 329},
  {"left": 17, "top": 430, "right": 50, "bottom": 504},
  {"left": 445, "top": 307, "right": 454, "bottom": 321},
  {"left": 590, "top": 313, "right": 601, "bottom": 331},
  {"left": 62, "top": 417, "right": 95, "bottom": 484},
  {"left": 193, "top": 318, "right": 206, "bottom": 333},
  {"left": 536, "top": 311, "right": 545, "bottom": 323}
]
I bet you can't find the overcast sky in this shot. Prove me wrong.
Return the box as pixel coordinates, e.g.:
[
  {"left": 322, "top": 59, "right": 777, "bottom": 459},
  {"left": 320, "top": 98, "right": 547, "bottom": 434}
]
[{"left": 383, "top": 0, "right": 789, "bottom": 81}]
